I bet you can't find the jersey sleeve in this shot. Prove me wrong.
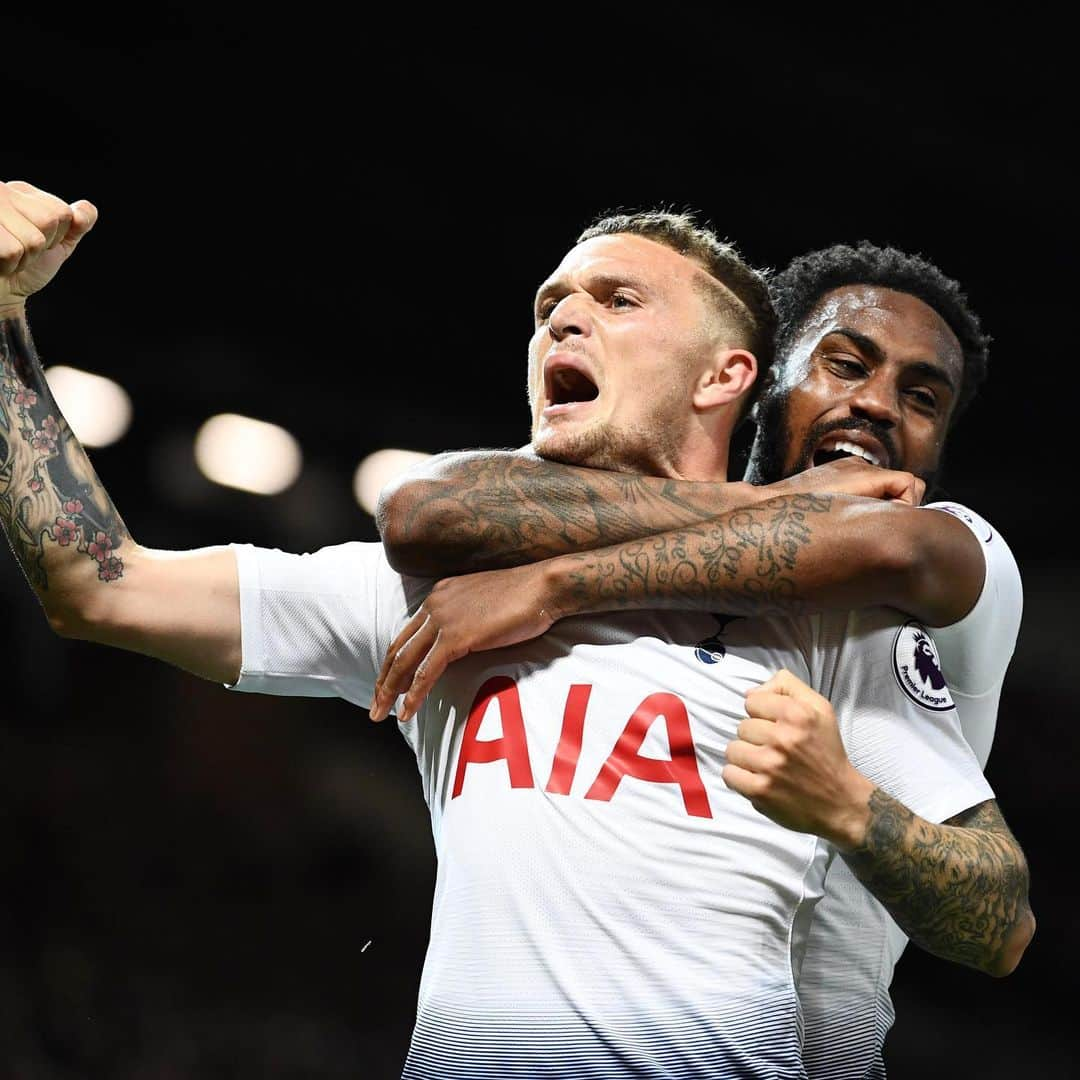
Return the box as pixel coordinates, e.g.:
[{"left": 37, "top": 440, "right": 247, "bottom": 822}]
[
  {"left": 922, "top": 502, "right": 1023, "bottom": 694},
  {"left": 842, "top": 691, "right": 994, "bottom": 824},
  {"left": 813, "top": 609, "right": 995, "bottom": 826},
  {"left": 226, "top": 541, "right": 406, "bottom": 707},
  {"left": 921, "top": 503, "right": 1023, "bottom": 767}
]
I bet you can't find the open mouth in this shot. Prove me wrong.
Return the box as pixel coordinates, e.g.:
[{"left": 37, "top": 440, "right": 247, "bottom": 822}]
[
  {"left": 812, "top": 437, "right": 884, "bottom": 468},
  {"left": 546, "top": 364, "right": 599, "bottom": 407}
]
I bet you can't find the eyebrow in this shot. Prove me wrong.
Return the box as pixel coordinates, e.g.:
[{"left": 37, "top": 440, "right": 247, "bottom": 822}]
[
  {"left": 827, "top": 327, "right": 958, "bottom": 394},
  {"left": 533, "top": 272, "right": 652, "bottom": 313}
]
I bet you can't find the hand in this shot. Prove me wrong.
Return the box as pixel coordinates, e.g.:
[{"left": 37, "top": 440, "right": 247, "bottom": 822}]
[
  {"left": 765, "top": 457, "right": 926, "bottom": 506},
  {"left": 369, "top": 561, "right": 559, "bottom": 722},
  {"left": 722, "top": 668, "right": 874, "bottom": 848},
  {"left": 0, "top": 181, "right": 97, "bottom": 315}
]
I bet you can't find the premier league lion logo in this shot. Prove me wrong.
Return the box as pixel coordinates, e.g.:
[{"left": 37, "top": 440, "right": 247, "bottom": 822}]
[
  {"left": 911, "top": 630, "right": 947, "bottom": 690},
  {"left": 892, "top": 621, "right": 955, "bottom": 711}
]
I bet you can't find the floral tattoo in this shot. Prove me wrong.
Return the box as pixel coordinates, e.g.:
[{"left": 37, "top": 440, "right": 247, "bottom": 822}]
[{"left": 1, "top": 315, "right": 129, "bottom": 591}]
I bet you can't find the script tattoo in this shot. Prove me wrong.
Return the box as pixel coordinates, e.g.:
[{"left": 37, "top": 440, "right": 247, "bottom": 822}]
[
  {"left": 0, "top": 315, "right": 129, "bottom": 592},
  {"left": 561, "top": 494, "right": 833, "bottom": 617},
  {"left": 844, "top": 792, "right": 1030, "bottom": 972},
  {"left": 387, "top": 453, "right": 743, "bottom": 574}
]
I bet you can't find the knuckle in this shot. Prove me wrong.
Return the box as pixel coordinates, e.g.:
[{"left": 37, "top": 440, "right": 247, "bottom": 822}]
[
  {"left": 788, "top": 705, "right": 812, "bottom": 729},
  {"left": 22, "top": 228, "right": 46, "bottom": 255},
  {"left": 766, "top": 747, "right": 788, "bottom": 773},
  {"left": 48, "top": 208, "right": 71, "bottom": 235}
]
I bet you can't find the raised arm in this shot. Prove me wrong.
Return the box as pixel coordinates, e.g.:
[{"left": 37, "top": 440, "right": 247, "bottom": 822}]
[{"left": 0, "top": 181, "right": 241, "bottom": 684}]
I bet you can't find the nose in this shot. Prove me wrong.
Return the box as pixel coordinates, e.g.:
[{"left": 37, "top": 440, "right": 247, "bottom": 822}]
[
  {"left": 848, "top": 370, "right": 900, "bottom": 428},
  {"left": 548, "top": 292, "right": 592, "bottom": 341}
]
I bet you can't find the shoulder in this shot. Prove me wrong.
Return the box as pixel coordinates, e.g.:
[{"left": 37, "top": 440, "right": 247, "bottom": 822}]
[
  {"left": 922, "top": 502, "right": 1021, "bottom": 600},
  {"left": 231, "top": 540, "right": 402, "bottom": 598},
  {"left": 921, "top": 501, "right": 1000, "bottom": 546}
]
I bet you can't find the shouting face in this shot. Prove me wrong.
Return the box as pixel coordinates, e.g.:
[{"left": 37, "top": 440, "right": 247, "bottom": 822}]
[
  {"left": 748, "top": 286, "right": 963, "bottom": 488},
  {"left": 528, "top": 233, "right": 736, "bottom": 478}
]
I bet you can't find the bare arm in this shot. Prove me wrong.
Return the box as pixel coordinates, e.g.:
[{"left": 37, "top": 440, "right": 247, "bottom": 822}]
[
  {"left": 542, "top": 491, "right": 985, "bottom": 627},
  {"left": 0, "top": 311, "right": 241, "bottom": 683},
  {"left": 376, "top": 448, "right": 763, "bottom": 576},
  {"left": 843, "top": 794, "right": 1034, "bottom": 976},
  {"left": 726, "top": 671, "right": 1033, "bottom": 977},
  {"left": 371, "top": 491, "right": 983, "bottom": 720},
  {"left": 377, "top": 446, "right": 973, "bottom": 626},
  {"left": 0, "top": 183, "right": 241, "bottom": 684}
]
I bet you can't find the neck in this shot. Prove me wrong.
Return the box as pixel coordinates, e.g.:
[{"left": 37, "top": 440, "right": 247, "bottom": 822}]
[{"left": 670, "top": 417, "right": 733, "bottom": 482}]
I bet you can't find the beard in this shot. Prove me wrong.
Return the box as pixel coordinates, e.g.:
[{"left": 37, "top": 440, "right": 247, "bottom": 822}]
[
  {"left": 532, "top": 416, "right": 682, "bottom": 477},
  {"left": 743, "top": 392, "right": 796, "bottom": 485},
  {"left": 532, "top": 376, "right": 688, "bottom": 477},
  {"left": 744, "top": 392, "right": 944, "bottom": 496}
]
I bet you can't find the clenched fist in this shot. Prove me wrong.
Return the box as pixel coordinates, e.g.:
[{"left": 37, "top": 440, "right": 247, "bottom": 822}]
[
  {"left": 0, "top": 181, "right": 97, "bottom": 315},
  {"left": 723, "top": 668, "right": 876, "bottom": 849}
]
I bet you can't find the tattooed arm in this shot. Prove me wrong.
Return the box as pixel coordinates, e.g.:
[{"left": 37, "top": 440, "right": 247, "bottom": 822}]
[
  {"left": 726, "top": 670, "right": 1034, "bottom": 977},
  {"left": 376, "top": 449, "right": 760, "bottom": 575},
  {"left": 370, "top": 491, "right": 980, "bottom": 720},
  {"left": 843, "top": 795, "right": 1034, "bottom": 976},
  {"left": 0, "top": 182, "right": 240, "bottom": 683},
  {"left": 376, "top": 448, "right": 924, "bottom": 577},
  {"left": 543, "top": 491, "right": 983, "bottom": 625}
]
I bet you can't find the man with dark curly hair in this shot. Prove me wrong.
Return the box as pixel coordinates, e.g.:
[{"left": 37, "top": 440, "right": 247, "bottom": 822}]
[
  {"left": 746, "top": 241, "right": 989, "bottom": 493},
  {"left": 373, "top": 239, "right": 1028, "bottom": 1077},
  {"left": 738, "top": 243, "right": 1009, "bottom": 1077}
]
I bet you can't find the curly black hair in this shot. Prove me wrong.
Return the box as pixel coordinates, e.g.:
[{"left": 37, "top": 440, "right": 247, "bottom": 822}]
[{"left": 769, "top": 242, "right": 990, "bottom": 423}]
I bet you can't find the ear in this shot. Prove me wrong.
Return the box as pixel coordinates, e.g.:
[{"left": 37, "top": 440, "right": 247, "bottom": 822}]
[{"left": 693, "top": 348, "right": 758, "bottom": 412}]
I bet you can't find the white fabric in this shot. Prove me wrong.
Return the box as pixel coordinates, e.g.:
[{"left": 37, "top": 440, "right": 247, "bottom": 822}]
[
  {"left": 799, "top": 502, "right": 1022, "bottom": 1078},
  {"left": 229, "top": 540, "right": 994, "bottom": 1080}
]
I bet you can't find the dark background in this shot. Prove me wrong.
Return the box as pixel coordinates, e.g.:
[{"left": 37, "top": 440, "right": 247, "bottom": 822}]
[{"left": 1, "top": 11, "right": 1074, "bottom": 1078}]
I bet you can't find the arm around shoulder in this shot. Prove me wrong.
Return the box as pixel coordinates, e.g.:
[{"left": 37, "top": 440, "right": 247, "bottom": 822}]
[
  {"left": 376, "top": 449, "right": 525, "bottom": 575},
  {"left": 377, "top": 446, "right": 767, "bottom": 578},
  {"left": 849, "top": 501, "right": 988, "bottom": 627}
]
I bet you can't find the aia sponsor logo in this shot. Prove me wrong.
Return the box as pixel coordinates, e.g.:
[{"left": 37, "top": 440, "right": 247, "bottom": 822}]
[
  {"left": 452, "top": 677, "right": 713, "bottom": 818},
  {"left": 892, "top": 621, "right": 955, "bottom": 712}
]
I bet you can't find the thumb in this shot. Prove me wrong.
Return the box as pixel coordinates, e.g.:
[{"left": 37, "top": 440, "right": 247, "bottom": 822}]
[
  {"left": 757, "top": 668, "right": 829, "bottom": 710},
  {"left": 62, "top": 200, "right": 98, "bottom": 250},
  {"left": 757, "top": 668, "right": 799, "bottom": 695}
]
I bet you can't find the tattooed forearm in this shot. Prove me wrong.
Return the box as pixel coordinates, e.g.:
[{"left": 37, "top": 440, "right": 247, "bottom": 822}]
[
  {"left": 843, "top": 792, "right": 1033, "bottom": 974},
  {"left": 377, "top": 450, "right": 763, "bottom": 576},
  {"left": 0, "top": 314, "right": 130, "bottom": 594},
  {"left": 551, "top": 494, "right": 836, "bottom": 619}
]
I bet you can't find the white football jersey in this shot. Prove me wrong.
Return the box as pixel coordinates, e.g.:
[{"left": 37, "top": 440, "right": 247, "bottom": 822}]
[
  {"left": 799, "top": 503, "right": 1023, "bottom": 1078},
  {"left": 228, "top": 540, "right": 993, "bottom": 1080}
]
